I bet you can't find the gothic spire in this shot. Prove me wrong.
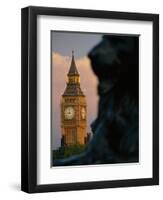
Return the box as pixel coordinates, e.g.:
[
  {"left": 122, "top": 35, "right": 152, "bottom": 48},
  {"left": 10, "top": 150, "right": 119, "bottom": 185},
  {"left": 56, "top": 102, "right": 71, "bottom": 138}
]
[{"left": 68, "top": 50, "right": 79, "bottom": 76}]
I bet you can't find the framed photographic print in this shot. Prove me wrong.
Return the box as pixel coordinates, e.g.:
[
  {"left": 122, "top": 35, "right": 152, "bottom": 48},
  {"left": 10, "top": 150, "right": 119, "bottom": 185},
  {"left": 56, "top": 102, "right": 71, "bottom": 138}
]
[{"left": 21, "top": 6, "right": 159, "bottom": 193}]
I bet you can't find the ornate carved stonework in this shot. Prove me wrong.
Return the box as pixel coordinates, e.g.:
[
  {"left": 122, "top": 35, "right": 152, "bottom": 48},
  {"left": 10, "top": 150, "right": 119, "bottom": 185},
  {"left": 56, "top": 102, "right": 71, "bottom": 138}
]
[{"left": 61, "top": 51, "right": 87, "bottom": 146}]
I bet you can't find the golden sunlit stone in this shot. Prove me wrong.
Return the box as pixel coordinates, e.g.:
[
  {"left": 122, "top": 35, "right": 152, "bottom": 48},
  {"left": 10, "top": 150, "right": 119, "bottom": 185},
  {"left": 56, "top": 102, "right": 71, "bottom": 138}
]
[{"left": 61, "top": 51, "right": 87, "bottom": 146}]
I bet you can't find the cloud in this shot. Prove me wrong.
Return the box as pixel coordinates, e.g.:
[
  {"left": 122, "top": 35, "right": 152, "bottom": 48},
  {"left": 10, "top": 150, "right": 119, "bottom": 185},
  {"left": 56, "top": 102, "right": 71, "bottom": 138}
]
[{"left": 52, "top": 52, "right": 99, "bottom": 149}]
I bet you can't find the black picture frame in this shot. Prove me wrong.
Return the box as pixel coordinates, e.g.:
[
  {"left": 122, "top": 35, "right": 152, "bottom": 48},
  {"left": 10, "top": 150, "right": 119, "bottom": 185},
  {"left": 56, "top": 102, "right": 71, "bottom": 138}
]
[{"left": 21, "top": 6, "right": 159, "bottom": 193}]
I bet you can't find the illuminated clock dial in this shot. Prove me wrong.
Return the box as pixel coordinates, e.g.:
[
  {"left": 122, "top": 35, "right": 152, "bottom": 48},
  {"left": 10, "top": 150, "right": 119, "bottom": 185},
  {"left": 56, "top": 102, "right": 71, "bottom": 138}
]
[
  {"left": 81, "top": 107, "right": 86, "bottom": 119},
  {"left": 64, "top": 106, "right": 75, "bottom": 119}
]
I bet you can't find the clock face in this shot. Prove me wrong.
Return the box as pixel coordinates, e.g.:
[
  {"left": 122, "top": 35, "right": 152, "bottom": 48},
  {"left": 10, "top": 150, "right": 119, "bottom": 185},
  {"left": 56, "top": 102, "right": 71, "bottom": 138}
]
[
  {"left": 64, "top": 106, "right": 75, "bottom": 120},
  {"left": 81, "top": 107, "right": 86, "bottom": 119}
]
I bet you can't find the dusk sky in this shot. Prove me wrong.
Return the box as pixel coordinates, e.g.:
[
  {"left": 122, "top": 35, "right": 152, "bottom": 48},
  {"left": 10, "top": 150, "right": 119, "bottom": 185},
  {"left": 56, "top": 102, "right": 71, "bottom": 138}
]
[{"left": 51, "top": 31, "right": 103, "bottom": 149}]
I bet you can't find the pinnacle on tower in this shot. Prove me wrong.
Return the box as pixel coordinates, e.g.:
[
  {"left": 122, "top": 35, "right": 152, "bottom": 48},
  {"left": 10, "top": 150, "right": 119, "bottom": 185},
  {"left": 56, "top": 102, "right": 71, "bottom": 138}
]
[{"left": 67, "top": 50, "right": 79, "bottom": 76}]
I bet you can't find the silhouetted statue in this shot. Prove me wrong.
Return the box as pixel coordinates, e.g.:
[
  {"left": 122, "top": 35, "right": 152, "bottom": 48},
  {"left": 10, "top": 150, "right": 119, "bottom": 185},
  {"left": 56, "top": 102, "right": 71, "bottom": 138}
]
[{"left": 53, "top": 35, "right": 139, "bottom": 166}]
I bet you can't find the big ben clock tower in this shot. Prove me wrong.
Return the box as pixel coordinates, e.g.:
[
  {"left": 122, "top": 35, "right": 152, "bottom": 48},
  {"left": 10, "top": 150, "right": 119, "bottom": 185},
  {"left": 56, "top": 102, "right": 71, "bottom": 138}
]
[{"left": 61, "top": 51, "right": 87, "bottom": 146}]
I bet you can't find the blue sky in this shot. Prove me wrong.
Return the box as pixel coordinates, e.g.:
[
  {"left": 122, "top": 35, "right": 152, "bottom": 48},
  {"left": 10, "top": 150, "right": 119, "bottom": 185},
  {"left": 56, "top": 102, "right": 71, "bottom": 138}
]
[{"left": 51, "top": 31, "right": 102, "bottom": 58}]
